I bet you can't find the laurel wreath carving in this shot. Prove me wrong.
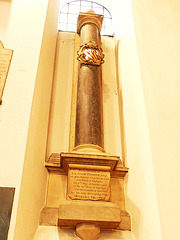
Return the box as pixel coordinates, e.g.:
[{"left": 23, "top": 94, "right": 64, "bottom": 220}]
[{"left": 77, "top": 41, "right": 104, "bottom": 66}]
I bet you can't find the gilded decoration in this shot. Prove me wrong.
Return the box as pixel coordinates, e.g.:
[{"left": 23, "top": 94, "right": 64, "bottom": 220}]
[{"left": 77, "top": 41, "right": 104, "bottom": 66}]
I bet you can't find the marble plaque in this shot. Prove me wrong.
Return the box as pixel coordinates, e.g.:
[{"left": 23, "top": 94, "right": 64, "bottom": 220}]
[
  {"left": 0, "top": 187, "right": 15, "bottom": 240},
  {"left": 68, "top": 166, "right": 110, "bottom": 201},
  {"left": 0, "top": 42, "right": 13, "bottom": 104}
]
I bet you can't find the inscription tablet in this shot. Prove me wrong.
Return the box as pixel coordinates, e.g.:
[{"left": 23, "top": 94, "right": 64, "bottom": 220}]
[
  {"left": 68, "top": 168, "right": 110, "bottom": 201},
  {"left": 0, "top": 187, "right": 15, "bottom": 240},
  {"left": 0, "top": 42, "right": 13, "bottom": 104}
]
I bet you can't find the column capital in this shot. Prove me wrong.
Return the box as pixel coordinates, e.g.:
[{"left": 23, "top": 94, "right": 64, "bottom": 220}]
[{"left": 77, "top": 10, "right": 103, "bottom": 34}]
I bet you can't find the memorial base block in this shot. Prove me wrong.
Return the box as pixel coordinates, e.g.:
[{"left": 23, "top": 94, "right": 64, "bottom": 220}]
[
  {"left": 41, "top": 151, "right": 131, "bottom": 237},
  {"left": 58, "top": 200, "right": 121, "bottom": 229},
  {"left": 40, "top": 207, "right": 131, "bottom": 230}
]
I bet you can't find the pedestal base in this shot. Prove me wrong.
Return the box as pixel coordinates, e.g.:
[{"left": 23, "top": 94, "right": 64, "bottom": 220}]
[
  {"left": 41, "top": 151, "right": 131, "bottom": 234},
  {"left": 58, "top": 200, "right": 121, "bottom": 229},
  {"left": 40, "top": 206, "right": 130, "bottom": 231}
]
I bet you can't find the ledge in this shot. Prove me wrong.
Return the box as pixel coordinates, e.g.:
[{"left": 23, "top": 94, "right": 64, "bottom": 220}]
[
  {"left": 45, "top": 153, "right": 129, "bottom": 177},
  {"left": 60, "top": 152, "right": 119, "bottom": 172}
]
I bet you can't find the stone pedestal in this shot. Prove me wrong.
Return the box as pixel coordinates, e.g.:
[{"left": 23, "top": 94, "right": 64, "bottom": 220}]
[
  {"left": 40, "top": 152, "right": 131, "bottom": 237},
  {"left": 58, "top": 200, "right": 121, "bottom": 229}
]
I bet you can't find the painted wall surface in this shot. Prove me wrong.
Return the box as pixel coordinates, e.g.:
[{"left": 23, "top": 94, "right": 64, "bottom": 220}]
[
  {"left": 112, "top": 1, "right": 162, "bottom": 240},
  {"left": 1, "top": 0, "right": 179, "bottom": 239},
  {"left": 0, "top": 0, "right": 59, "bottom": 239},
  {"left": 46, "top": 32, "right": 74, "bottom": 157},
  {"left": 13, "top": 0, "right": 61, "bottom": 239},
  {"left": 131, "top": 1, "right": 180, "bottom": 239}
]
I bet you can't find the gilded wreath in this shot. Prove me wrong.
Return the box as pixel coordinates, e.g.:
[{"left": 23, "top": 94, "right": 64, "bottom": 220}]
[{"left": 77, "top": 41, "right": 104, "bottom": 66}]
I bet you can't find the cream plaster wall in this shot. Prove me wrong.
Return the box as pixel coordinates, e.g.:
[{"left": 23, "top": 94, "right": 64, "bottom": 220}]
[
  {"left": 46, "top": 32, "right": 74, "bottom": 157},
  {"left": 13, "top": 0, "right": 61, "bottom": 239},
  {"left": 113, "top": 1, "right": 162, "bottom": 240},
  {"left": 131, "top": 1, "right": 180, "bottom": 239},
  {"left": 1, "top": 0, "right": 179, "bottom": 239},
  {"left": 0, "top": 0, "right": 60, "bottom": 239}
]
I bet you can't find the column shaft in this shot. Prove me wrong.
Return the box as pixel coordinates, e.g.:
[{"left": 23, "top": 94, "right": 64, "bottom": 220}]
[{"left": 75, "top": 22, "right": 103, "bottom": 148}]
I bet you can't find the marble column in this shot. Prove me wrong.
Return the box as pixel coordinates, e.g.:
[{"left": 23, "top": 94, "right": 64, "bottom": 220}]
[{"left": 74, "top": 10, "right": 104, "bottom": 151}]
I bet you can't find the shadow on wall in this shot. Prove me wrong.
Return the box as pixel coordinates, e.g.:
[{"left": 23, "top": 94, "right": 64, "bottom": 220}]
[
  {"left": 58, "top": 228, "right": 77, "bottom": 239},
  {"left": 59, "top": 225, "right": 134, "bottom": 239},
  {"left": 59, "top": 226, "right": 130, "bottom": 239},
  {"left": 115, "top": 39, "right": 142, "bottom": 240},
  {"left": 115, "top": 39, "right": 127, "bottom": 167},
  {"left": 125, "top": 195, "right": 141, "bottom": 240}
]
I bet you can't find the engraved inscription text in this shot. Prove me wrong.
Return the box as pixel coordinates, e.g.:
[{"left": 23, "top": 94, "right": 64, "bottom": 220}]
[{"left": 68, "top": 168, "right": 110, "bottom": 201}]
